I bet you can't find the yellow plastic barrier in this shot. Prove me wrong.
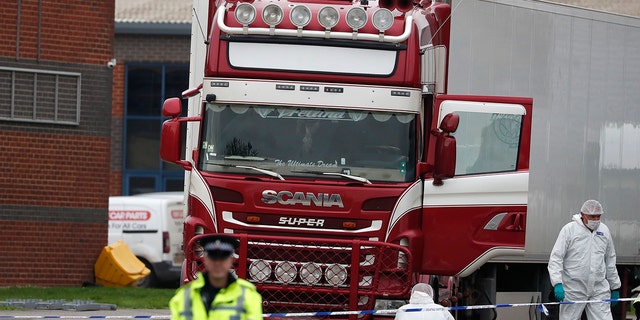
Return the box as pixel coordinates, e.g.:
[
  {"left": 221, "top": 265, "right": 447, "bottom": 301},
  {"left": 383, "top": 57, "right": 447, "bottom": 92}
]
[{"left": 94, "top": 240, "right": 150, "bottom": 287}]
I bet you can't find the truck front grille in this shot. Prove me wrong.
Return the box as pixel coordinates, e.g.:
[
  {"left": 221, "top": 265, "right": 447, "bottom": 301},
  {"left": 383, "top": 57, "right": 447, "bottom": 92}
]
[{"left": 185, "top": 234, "right": 412, "bottom": 315}]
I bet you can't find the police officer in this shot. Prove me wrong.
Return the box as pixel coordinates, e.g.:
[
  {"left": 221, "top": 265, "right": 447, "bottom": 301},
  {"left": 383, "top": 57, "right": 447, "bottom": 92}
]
[
  {"left": 169, "top": 235, "right": 263, "bottom": 320},
  {"left": 634, "top": 297, "right": 640, "bottom": 320}
]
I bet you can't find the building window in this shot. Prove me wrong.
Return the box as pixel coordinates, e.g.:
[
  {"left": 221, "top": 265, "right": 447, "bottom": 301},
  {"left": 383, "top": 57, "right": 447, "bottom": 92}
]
[
  {"left": 124, "top": 63, "right": 188, "bottom": 195},
  {"left": 0, "top": 67, "right": 81, "bottom": 125}
]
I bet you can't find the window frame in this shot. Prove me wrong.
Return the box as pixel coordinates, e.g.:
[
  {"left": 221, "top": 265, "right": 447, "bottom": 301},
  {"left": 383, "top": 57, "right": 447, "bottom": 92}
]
[{"left": 122, "top": 62, "right": 188, "bottom": 195}]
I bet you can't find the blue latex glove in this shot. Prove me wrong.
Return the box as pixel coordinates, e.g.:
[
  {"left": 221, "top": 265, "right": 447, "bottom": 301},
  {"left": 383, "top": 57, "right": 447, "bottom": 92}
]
[
  {"left": 611, "top": 290, "right": 620, "bottom": 306},
  {"left": 554, "top": 283, "right": 565, "bottom": 301}
]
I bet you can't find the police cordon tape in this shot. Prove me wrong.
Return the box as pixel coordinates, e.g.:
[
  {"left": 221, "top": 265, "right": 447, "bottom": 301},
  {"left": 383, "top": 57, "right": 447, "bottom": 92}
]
[
  {"left": 264, "top": 297, "right": 637, "bottom": 318},
  {"left": 0, "top": 297, "right": 636, "bottom": 319}
]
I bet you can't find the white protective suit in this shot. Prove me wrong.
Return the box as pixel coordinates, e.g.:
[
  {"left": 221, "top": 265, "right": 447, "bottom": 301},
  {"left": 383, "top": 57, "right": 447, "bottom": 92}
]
[
  {"left": 548, "top": 213, "right": 621, "bottom": 320},
  {"left": 395, "top": 284, "right": 454, "bottom": 320}
]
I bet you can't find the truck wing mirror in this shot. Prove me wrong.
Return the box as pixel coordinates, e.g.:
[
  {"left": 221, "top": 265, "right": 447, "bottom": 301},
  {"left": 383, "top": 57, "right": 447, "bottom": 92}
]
[
  {"left": 432, "top": 113, "right": 459, "bottom": 186},
  {"left": 162, "top": 97, "right": 182, "bottom": 118},
  {"left": 160, "top": 98, "right": 198, "bottom": 170},
  {"left": 439, "top": 112, "right": 459, "bottom": 133}
]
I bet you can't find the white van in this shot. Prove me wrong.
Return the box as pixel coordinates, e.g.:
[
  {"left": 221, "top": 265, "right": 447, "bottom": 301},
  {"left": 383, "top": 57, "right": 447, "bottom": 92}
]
[{"left": 108, "top": 192, "right": 184, "bottom": 287}]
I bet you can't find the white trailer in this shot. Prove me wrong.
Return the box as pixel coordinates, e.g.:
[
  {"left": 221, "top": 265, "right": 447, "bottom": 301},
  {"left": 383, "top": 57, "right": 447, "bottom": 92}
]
[{"left": 447, "top": 0, "right": 640, "bottom": 318}]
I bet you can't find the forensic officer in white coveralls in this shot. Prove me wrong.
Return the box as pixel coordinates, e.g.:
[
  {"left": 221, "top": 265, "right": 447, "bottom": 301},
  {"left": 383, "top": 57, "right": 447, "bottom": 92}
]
[
  {"left": 548, "top": 199, "right": 621, "bottom": 320},
  {"left": 394, "top": 283, "right": 454, "bottom": 320}
]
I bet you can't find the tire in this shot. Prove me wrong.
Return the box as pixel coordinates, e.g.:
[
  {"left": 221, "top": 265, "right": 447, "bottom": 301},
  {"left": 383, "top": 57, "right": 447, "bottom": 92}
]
[{"left": 137, "top": 259, "right": 158, "bottom": 288}]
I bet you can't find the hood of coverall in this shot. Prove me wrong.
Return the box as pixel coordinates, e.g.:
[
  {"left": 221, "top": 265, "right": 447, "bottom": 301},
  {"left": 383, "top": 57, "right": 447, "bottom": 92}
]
[
  {"left": 572, "top": 213, "right": 590, "bottom": 228},
  {"left": 409, "top": 290, "right": 435, "bottom": 305}
]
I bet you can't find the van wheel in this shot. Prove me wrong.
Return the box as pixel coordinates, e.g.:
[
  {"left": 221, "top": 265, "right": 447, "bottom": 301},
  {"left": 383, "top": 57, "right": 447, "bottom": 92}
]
[{"left": 137, "top": 259, "right": 158, "bottom": 288}]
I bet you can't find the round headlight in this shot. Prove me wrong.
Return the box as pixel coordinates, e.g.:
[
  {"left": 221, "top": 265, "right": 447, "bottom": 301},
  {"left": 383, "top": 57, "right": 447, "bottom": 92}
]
[
  {"left": 325, "top": 263, "right": 347, "bottom": 286},
  {"left": 346, "top": 7, "right": 368, "bottom": 30},
  {"left": 262, "top": 4, "right": 284, "bottom": 27},
  {"left": 372, "top": 8, "right": 394, "bottom": 32},
  {"left": 274, "top": 261, "right": 297, "bottom": 284},
  {"left": 234, "top": 3, "right": 256, "bottom": 25},
  {"left": 290, "top": 5, "right": 311, "bottom": 28},
  {"left": 318, "top": 6, "right": 339, "bottom": 29},
  {"left": 300, "top": 262, "right": 322, "bottom": 285},
  {"left": 249, "top": 259, "right": 271, "bottom": 283}
]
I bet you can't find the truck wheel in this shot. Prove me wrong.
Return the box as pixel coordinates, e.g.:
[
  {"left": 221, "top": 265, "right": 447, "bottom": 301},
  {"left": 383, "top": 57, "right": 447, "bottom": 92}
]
[{"left": 137, "top": 259, "right": 158, "bottom": 288}]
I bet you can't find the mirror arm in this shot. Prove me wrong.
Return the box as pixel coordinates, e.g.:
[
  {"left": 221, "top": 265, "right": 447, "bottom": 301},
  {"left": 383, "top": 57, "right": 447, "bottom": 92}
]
[
  {"left": 177, "top": 160, "right": 192, "bottom": 170},
  {"left": 176, "top": 116, "right": 202, "bottom": 122},
  {"left": 416, "top": 162, "right": 431, "bottom": 177}
]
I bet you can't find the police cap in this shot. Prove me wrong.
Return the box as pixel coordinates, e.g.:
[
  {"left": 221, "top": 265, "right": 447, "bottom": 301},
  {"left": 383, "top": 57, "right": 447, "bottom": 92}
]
[{"left": 203, "top": 234, "right": 239, "bottom": 259}]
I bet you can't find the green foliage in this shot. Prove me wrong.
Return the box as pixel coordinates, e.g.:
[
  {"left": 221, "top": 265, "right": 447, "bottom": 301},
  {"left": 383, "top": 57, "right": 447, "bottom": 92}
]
[{"left": 0, "top": 286, "right": 175, "bottom": 309}]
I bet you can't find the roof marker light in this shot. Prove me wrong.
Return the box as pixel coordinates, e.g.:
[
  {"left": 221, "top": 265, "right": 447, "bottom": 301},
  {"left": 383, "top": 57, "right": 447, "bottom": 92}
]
[
  {"left": 372, "top": 8, "right": 394, "bottom": 32},
  {"left": 234, "top": 3, "right": 256, "bottom": 26},
  {"left": 262, "top": 3, "right": 284, "bottom": 29},
  {"left": 346, "top": 7, "right": 368, "bottom": 33}
]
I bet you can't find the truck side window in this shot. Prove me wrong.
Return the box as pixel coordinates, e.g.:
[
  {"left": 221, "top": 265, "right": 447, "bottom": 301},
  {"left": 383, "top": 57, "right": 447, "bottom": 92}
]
[{"left": 452, "top": 112, "right": 522, "bottom": 175}]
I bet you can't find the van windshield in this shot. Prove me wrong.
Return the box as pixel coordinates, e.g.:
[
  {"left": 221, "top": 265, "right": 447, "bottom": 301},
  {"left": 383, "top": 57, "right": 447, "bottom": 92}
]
[{"left": 198, "top": 103, "right": 417, "bottom": 183}]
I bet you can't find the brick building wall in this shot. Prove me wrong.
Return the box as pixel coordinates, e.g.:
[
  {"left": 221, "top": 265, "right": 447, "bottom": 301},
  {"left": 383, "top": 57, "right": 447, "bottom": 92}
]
[
  {"left": 0, "top": 0, "right": 114, "bottom": 286},
  {"left": 109, "top": 33, "right": 190, "bottom": 195}
]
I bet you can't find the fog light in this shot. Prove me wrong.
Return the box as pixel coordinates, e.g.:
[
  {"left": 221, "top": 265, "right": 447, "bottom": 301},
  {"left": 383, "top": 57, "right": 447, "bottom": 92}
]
[
  {"left": 325, "top": 263, "right": 347, "bottom": 286},
  {"left": 275, "top": 261, "right": 297, "bottom": 284},
  {"left": 249, "top": 259, "right": 271, "bottom": 282},
  {"left": 398, "top": 251, "right": 408, "bottom": 269},
  {"left": 359, "top": 275, "right": 373, "bottom": 287},
  {"left": 374, "top": 299, "right": 407, "bottom": 311},
  {"left": 300, "top": 262, "right": 322, "bottom": 285},
  {"left": 193, "top": 243, "right": 204, "bottom": 258},
  {"left": 360, "top": 254, "right": 375, "bottom": 266}
]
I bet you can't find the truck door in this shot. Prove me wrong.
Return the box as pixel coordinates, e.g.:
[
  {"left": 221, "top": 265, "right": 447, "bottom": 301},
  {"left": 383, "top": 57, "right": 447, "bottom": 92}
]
[{"left": 422, "top": 95, "right": 532, "bottom": 277}]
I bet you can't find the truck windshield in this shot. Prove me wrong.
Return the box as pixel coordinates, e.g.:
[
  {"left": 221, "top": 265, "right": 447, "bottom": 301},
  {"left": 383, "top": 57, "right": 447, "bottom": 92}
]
[{"left": 199, "top": 103, "right": 417, "bottom": 183}]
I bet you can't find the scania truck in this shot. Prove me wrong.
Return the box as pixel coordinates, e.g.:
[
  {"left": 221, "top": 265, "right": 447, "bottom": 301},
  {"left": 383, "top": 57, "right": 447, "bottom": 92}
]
[{"left": 160, "top": 0, "right": 640, "bottom": 319}]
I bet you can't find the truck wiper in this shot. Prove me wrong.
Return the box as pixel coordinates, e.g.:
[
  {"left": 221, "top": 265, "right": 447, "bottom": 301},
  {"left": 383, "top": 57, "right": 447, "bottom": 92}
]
[
  {"left": 293, "top": 170, "right": 372, "bottom": 184},
  {"left": 223, "top": 155, "right": 265, "bottom": 161},
  {"left": 220, "top": 164, "right": 285, "bottom": 180}
]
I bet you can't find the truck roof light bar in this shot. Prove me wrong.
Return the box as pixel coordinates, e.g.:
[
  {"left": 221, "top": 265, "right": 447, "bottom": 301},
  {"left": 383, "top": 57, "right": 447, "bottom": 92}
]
[
  {"left": 235, "top": 3, "right": 256, "bottom": 26},
  {"left": 262, "top": 3, "right": 284, "bottom": 27},
  {"left": 318, "top": 6, "right": 339, "bottom": 30},
  {"left": 346, "top": 7, "right": 368, "bottom": 31},
  {"left": 221, "top": 5, "right": 413, "bottom": 43},
  {"left": 372, "top": 8, "right": 394, "bottom": 32},
  {"left": 290, "top": 5, "right": 311, "bottom": 28}
]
